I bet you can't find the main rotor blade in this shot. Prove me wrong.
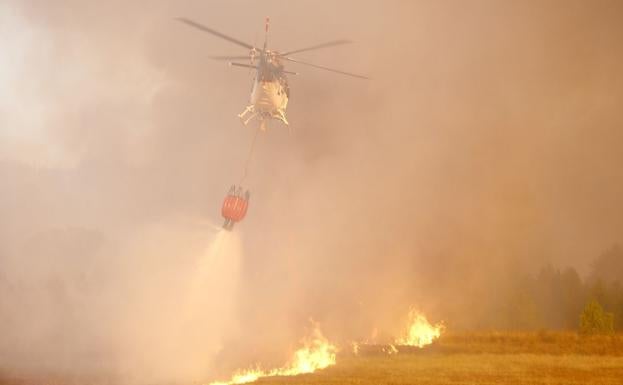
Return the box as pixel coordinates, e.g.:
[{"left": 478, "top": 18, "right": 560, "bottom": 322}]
[
  {"left": 280, "top": 57, "right": 369, "bottom": 79},
  {"left": 229, "top": 62, "right": 258, "bottom": 69},
  {"left": 209, "top": 55, "right": 251, "bottom": 61},
  {"left": 281, "top": 40, "right": 352, "bottom": 56},
  {"left": 176, "top": 18, "right": 255, "bottom": 50}
]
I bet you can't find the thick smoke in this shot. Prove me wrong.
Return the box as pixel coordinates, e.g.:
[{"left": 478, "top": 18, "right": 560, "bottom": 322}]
[{"left": 2, "top": 0, "right": 623, "bottom": 382}]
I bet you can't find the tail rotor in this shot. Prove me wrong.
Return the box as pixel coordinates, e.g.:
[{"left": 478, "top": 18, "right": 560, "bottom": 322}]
[{"left": 263, "top": 17, "right": 270, "bottom": 51}]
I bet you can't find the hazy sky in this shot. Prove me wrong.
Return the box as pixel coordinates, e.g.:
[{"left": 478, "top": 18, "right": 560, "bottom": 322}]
[{"left": 1, "top": 0, "right": 623, "bottom": 382}]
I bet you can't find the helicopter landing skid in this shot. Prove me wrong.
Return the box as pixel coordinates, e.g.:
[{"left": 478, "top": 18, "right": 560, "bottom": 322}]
[
  {"left": 238, "top": 106, "right": 289, "bottom": 131},
  {"left": 238, "top": 105, "right": 257, "bottom": 125}
]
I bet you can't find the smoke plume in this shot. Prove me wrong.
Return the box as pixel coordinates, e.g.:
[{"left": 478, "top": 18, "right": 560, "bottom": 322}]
[{"left": 2, "top": 0, "right": 623, "bottom": 382}]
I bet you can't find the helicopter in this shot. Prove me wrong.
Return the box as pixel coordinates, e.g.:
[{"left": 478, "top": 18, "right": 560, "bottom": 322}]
[{"left": 177, "top": 17, "right": 368, "bottom": 131}]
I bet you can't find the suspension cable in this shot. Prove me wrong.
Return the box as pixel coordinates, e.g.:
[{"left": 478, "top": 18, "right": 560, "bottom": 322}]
[{"left": 239, "top": 125, "right": 260, "bottom": 185}]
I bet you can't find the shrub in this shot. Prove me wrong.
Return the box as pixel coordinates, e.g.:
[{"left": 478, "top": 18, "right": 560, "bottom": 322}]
[{"left": 579, "top": 299, "right": 614, "bottom": 335}]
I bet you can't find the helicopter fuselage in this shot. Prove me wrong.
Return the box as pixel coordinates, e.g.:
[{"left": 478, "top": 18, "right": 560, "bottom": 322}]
[
  {"left": 250, "top": 78, "right": 288, "bottom": 113},
  {"left": 239, "top": 58, "right": 290, "bottom": 129}
]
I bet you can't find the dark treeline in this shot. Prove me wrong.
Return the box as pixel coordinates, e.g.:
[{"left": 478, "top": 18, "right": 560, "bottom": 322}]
[{"left": 499, "top": 246, "right": 623, "bottom": 331}]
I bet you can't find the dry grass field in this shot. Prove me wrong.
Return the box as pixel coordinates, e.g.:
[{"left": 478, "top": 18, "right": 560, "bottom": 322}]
[
  {"left": 257, "top": 332, "right": 623, "bottom": 385},
  {"left": 260, "top": 354, "right": 623, "bottom": 385}
]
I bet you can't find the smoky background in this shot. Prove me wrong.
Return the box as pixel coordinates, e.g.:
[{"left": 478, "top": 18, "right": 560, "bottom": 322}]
[{"left": 1, "top": 0, "right": 623, "bottom": 383}]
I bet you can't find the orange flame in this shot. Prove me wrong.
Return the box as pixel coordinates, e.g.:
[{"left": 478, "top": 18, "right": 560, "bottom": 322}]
[
  {"left": 208, "top": 325, "right": 337, "bottom": 385},
  {"left": 395, "top": 309, "right": 444, "bottom": 348}
]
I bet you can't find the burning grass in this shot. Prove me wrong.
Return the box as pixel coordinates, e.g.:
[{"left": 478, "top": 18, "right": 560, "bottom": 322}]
[
  {"left": 208, "top": 309, "right": 443, "bottom": 385},
  {"left": 394, "top": 309, "right": 444, "bottom": 348},
  {"left": 208, "top": 324, "right": 337, "bottom": 385}
]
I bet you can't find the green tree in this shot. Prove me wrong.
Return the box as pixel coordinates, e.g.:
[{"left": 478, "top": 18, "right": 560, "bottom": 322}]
[{"left": 579, "top": 299, "right": 614, "bottom": 335}]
